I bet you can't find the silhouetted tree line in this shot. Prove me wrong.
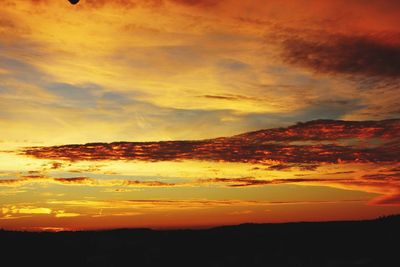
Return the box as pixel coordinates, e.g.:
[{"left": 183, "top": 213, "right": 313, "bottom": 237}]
[{"left": 0, "top": 215, "right": 399, "bottom": 267}]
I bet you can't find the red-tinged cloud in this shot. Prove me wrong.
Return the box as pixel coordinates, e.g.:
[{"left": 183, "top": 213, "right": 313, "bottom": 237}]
[
  {"left": 121, "top": 180, "right": 175, "bottom": 187},
  {"left": 197, "top": 177, "right": 351, "bottom": 187},
  {"left": 337, "top": 172, "right": 400, "bottom": 205},
  {"left": 279, "top": 33, "right": 400, "bottom": 79},
  {"left": 197, "top": 171, "right": 400, "bottom": 205},
  {"left": 362, "top": 173, "right": 400, "bottom": 181},
  {"left": 23, "top": 119, "right": 400, "bottom": 165},
  {"left": 235, "top": 119, "right": 400, "bottom": 141},
  {"left": 370, "top": 193, "right": 400, "bottom": 205},
  {"left": 54, "top": 177, "right": 96, "bottom": 184}
]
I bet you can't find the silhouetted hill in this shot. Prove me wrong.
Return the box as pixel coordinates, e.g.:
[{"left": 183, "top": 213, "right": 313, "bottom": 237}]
[{"left": 1, "top": 216, "right": 399, "bottom": 267}]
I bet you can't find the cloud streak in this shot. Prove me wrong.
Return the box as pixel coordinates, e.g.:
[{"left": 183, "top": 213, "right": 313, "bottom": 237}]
[
  {"left": 196, "top": 177, "right": 351, "bottom": 187},
  {"left": 0, "top": 176, "right": 176, "bottom": 187},
  {"left": 23, "top": 119, "right": 400, "bottom": 165},
  {"left": 47, "top": 198, "right": 365, "bottom": 211}
]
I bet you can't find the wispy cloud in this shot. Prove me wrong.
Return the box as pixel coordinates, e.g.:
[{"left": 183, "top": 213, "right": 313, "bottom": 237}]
[
  {"left": 0, "top": 175, "right": 176, "bottom": 187},
  {"left": 47, "top": 198, "right": 364, "bottom": 210},
  {"left": 0, "top": 204, "right": 80, "bottom": 220}
]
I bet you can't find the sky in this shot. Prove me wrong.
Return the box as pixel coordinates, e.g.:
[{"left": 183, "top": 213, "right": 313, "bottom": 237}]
[{"left": 0, "top": 0, "right": 399, "bottom": 231}]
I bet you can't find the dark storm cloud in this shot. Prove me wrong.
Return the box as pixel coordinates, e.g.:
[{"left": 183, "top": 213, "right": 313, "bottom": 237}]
[{"left": 280, "top": 33, "right": 400, "bottom": 78}]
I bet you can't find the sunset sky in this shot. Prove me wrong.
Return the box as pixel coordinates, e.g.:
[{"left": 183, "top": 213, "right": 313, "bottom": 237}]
[{"left": 0, "top": 0, "right": 399, "bottom": 231}]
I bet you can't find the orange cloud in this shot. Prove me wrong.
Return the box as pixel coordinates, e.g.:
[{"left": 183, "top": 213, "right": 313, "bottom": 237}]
[
  {"left": 48, "top": 198, "right": 364, "bottom": 211},
  {"left": 0, "top": 175, "right": 177, "bottom": 188}
]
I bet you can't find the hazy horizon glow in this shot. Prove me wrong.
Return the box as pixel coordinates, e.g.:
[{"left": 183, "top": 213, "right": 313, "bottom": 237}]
[{"left": 1, "top": 0, "right": 399, "bottom": 231}]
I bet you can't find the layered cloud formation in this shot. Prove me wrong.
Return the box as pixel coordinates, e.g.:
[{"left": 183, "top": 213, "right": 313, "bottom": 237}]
[
  {"left": 1, "top": 0, "right": 400, "bottom": 146},
  {"left": 1, "top": 1, "right": 400, "bottom": 229},
  {"left": 24, "top": 119, "right": 400, "bottom": 164},
  {"left": 13, "top": 119, "right": 398, "bottom": 208}
]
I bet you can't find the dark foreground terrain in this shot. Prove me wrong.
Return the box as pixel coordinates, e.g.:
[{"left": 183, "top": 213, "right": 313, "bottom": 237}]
[{"left": 1, "top": 216, "right": 399, "bottom": 267}]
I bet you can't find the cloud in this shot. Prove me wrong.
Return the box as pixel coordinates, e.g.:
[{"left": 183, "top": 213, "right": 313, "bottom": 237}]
[
  {"left": 0, "top": 188, "right": 26, "bottom": 196},
  {"left": 50, "top": 162, "right": 63, "bottom": 169},
  {"left": 45, "top": 83, "right": 101, "bottom": 108},
  {"left": 54, "top": 177, "right": 96, "bottom": 185},
  {"left": 362, "top": 173, "right": 400, "bottom": 180},
  {"left": 326, "top": 171, "right": 400, "bottom": 205},
  {"left": 2, "top": 169, "right": 399, "bottom": 206},
  {"left": 1, "top": 205, "right": 81, "bottom": 220},
  {"left": 0, "top": 179, "right": 27, "bottom": 186},
  {"left": 1, "top": 206, "right": 52, "bottom": 215},
  {"left": 369, "top": 193, "right": 400, "bottom": 206},
  {"left": 1, "top": 1, "right": 400, "bottom": 227},
  {"left": 23, "top": 119, "right": 400, "bottom": 165},
  {"left": 121, "top": 180, "right": 176, "bottom": 187},
  {"left": 268, "top": 164, "right": 319, "bottom": 171},
  {"left": 54, "top": 210, "right": 80, "bottom": 218},
  {"left": 48, "top": 198, "right": 363, "bottom": 211},
  {"left": 0, "top": 175, "right": 177, "bottom": 187},
  {"left": 201, "top": 94, "right": 258, "bottom": 102},
  {"left": 279, "top": 33, "right": 400, "bottom": 79},
  {"left": 196, "top": 177, "right": 351, "bottom": 187},
  {"left": 17, "top": 207, "right": 52, "bottom": 214},
  {"left": 0, "top": 17, "right": 16, "bottom": 31},
  {"left": 198, "top": 172, "right": 400, "bottom": 205},
  {"left": 2, "top": 0, "right": 400, "bottom": 145}
]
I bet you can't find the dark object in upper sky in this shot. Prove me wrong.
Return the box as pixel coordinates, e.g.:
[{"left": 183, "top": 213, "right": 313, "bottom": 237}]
[{"left": 68, "top": 0, "right": 80, "bottom": 5}]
